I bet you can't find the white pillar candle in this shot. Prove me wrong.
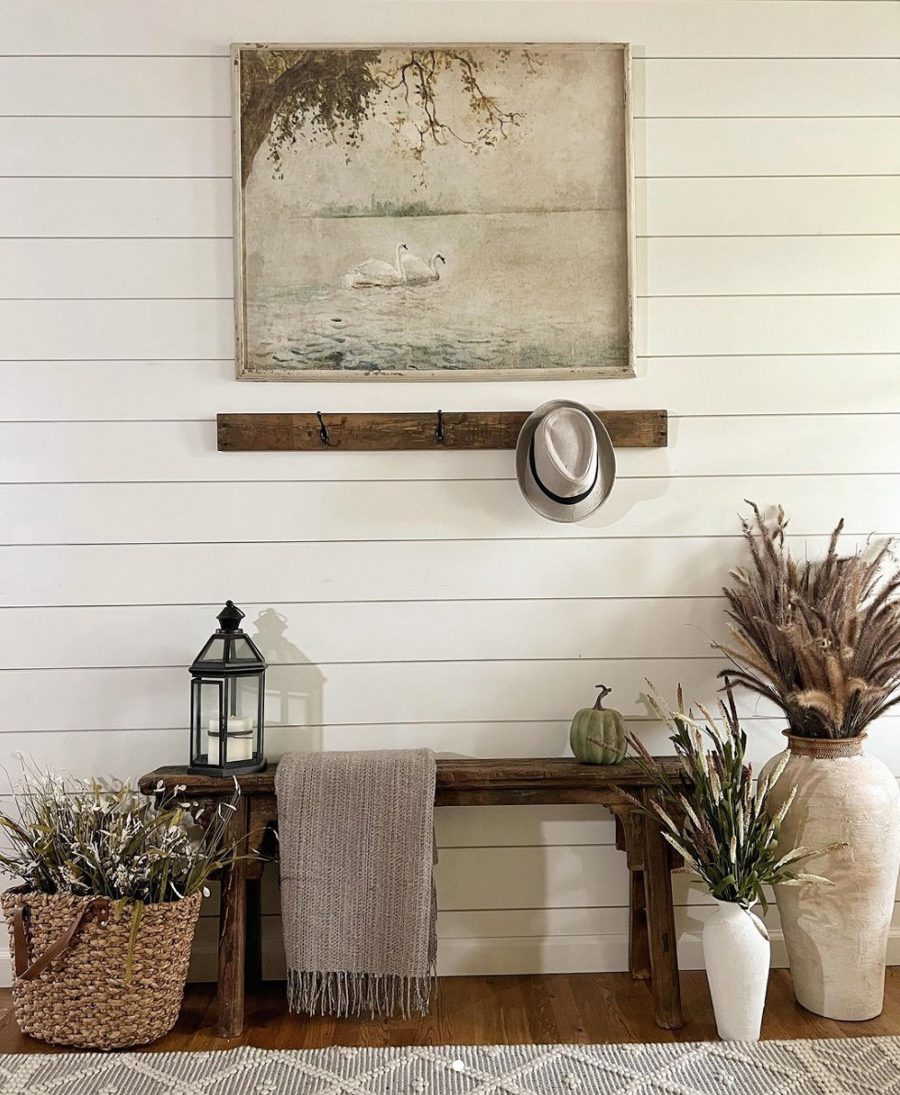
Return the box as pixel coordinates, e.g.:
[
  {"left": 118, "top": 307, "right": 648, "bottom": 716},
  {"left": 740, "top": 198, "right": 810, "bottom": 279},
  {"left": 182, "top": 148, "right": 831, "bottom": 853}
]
[
  {"left": 208, "top": 717, "right": 254, "bottom": 762},
  {"left": 209, "top": 717, "right": 252, "bottom": 734}
]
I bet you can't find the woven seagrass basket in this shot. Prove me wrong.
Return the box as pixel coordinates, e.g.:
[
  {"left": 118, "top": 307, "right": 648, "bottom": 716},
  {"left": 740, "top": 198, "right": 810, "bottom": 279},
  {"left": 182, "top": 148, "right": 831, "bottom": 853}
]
[{"left": 2, "top": 887, "right": 202, "bottom": 1049}]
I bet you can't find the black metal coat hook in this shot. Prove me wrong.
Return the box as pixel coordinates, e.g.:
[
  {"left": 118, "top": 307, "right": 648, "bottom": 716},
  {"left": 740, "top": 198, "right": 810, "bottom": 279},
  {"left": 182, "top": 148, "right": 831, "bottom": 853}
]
[
  {"left": 316, "top": 411, "right": 330, "bottom": 446},
  {"left": 435, "top": 409, "right": 445, "bottom": 445}
]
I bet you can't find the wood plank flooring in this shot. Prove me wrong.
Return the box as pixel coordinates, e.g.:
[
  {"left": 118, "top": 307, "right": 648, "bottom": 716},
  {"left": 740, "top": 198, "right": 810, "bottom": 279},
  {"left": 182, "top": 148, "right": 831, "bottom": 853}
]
[{"left": 0, "top": 970, "right": 899, "bottom": 1053}]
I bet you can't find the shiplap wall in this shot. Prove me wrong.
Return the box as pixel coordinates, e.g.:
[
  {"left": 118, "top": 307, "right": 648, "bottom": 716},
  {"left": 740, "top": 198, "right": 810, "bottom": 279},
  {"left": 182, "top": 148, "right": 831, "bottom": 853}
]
[{"left": 2, "top": 0, "right": 899, "bottom": 983}]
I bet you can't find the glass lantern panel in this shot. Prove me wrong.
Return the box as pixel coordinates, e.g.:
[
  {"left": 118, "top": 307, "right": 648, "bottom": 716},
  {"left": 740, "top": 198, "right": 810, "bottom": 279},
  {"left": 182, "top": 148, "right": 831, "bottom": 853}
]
[
  {"left": 197, "top": 636, "right": 226, "bottom": 664},
  {"left": 230, "top": 637, "right": 257, "bottom": 662},
  {"left": 235, "top": 676, "right": 260, "bottom": 724},
  {"left": 191, "top": 680, "right": 202, "bottom": 763},
  {"left": 220, "top": 676, "right": 261, "bottom": 764},
  {"left": 225, "top": 674, "right": 260, "bottom": 762},
  {"left": 198, "top": 679, "right": 224, "bottom": 766}
]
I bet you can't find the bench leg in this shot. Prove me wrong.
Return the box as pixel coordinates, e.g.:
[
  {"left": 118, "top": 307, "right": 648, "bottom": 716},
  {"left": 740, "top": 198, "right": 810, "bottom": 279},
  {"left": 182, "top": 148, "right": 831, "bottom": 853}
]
[
  {"left": 613, "top": 805, "right": 652, "bottom": 982},
  {"left": 218, "top": 798, "right": 249, "bottom": 1038},
  {"left": 629, "top": 868, "right": 652, "bottom": 980},
  {"left": 245, "top": 875, "right": 263, "bottom": 987},
  {"left": 642, "top": 788, "right": 683, "bottom": 1030}
]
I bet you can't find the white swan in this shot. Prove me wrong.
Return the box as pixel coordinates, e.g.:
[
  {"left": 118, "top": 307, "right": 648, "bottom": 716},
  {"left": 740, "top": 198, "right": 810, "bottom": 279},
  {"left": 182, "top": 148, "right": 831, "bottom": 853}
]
[
  {"left": 402, "top": 251, "right": 446, "bottom": 285},
  {"left": 343, "top": 243, "right": 408, "bottom": 288}
]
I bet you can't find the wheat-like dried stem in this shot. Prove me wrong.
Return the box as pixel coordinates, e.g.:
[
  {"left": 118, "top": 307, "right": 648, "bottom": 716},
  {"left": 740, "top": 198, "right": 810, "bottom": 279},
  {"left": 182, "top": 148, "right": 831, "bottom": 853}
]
[
  {"left": 628, "top": 686, "right": 839, "bottom": 911},
  {"left": 717, "top": 505, "right": 900, "bottom": 738}
]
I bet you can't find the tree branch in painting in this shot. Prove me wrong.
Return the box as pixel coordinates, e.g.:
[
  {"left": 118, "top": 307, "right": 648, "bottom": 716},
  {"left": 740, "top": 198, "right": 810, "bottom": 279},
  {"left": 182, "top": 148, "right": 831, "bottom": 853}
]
[{"left": 238, "top": 47, "right": 543, "bottom": 187}]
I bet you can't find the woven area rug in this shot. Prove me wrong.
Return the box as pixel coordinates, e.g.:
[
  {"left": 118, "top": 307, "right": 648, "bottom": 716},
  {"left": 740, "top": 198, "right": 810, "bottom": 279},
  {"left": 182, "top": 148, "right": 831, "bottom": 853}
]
[{"left": 1, "top": 1037, "right": 897, "bottom": 1094}]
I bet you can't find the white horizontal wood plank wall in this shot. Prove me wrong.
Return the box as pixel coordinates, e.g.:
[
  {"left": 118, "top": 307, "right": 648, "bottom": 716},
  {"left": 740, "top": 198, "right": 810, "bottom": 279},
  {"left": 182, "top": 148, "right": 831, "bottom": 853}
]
[{"left": 1, "top": 0, "right": 899, "bottom": 984}]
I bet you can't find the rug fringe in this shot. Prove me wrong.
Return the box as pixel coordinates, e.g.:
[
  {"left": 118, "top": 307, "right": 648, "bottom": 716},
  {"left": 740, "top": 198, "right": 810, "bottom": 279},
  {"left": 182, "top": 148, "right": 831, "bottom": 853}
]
[{"left": 287, "top": 967, "right": 435, "bottom": 1019}]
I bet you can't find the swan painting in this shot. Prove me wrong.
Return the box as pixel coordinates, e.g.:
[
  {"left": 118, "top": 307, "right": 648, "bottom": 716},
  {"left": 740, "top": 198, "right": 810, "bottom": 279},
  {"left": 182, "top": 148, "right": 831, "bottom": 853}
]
[
  {"left": 402, "top": 252, "right": 446, "bottom": 285},
  {"left": 235, "top": 44, "right": 632, "bottom": 379},
  {"left": 343, "top": 242, "right": 409, "bottom": 288}
]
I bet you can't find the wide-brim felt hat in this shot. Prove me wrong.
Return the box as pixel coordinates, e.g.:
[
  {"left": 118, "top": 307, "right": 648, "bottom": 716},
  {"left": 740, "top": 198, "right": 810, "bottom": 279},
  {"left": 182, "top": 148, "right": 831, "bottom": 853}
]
[{"left": 515, "top": 400, "right": 616, "bottom": 523}]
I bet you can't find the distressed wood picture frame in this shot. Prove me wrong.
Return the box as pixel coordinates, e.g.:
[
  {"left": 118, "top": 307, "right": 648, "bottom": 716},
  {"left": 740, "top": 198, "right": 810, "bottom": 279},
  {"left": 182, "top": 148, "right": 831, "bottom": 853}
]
[{"left": 232, "top": 43, "right": 635, "bottom": 382}]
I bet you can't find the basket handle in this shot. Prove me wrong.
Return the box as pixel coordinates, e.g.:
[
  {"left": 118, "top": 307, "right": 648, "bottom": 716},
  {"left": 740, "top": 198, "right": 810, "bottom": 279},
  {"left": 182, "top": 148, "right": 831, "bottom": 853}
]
[{"left": 12, "top": 897, "right": 111, "bottom": 982}]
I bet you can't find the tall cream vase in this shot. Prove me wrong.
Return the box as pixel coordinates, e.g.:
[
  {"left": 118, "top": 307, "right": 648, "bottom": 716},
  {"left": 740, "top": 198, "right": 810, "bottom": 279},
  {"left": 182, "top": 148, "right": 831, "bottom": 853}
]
[{"left": 761, "top": 732, "right": 900, "bottom": 1020}]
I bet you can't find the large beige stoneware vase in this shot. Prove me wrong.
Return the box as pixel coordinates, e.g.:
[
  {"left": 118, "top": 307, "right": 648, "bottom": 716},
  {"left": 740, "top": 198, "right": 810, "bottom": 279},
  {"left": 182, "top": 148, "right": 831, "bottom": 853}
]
[{"left": 761, "top": 734, "right": 900, "bottom": 1020}]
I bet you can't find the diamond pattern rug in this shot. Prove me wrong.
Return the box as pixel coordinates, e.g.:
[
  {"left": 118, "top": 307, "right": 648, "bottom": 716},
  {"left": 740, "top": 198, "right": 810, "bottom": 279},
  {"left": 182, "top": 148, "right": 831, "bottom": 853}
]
[{"left": 1, "top": 1037, "right": 897, "bottom": 1094}]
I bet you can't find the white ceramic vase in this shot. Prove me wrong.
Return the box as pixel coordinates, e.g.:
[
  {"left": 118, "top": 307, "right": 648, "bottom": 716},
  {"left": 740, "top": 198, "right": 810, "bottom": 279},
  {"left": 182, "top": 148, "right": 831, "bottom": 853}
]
[
  {"left": 761, "top": 733, "right": 900, "bottom": 1021},
  {"left": 702, "top": 899, "right": 770, "bottom": 1041}
]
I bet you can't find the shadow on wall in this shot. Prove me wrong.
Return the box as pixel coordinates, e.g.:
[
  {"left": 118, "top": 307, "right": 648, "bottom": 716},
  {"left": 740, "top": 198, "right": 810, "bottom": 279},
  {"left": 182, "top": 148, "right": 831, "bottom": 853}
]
[{"left": 250, "top": 608, "right": 326, "bottom": 758}]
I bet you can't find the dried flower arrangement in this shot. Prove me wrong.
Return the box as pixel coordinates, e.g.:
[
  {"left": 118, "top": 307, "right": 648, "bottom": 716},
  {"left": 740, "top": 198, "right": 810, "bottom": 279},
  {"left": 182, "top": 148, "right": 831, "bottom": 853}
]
[
  {"left": 0, "top": 766, "right": 239, "bottom": 956},
  {"left": 0, "top": 767, "right": 247, "bottom": 1047},
  {"left": 627, "top": 685, "right": 840, "bottom": 916},
  {"left": 718, "top": 503, "right": 900, "bottom": 739}
]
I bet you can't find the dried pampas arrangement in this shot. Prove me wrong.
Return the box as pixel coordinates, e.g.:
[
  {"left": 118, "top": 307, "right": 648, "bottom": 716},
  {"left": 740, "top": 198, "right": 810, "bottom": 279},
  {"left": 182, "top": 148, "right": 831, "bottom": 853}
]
[{"left": 718, "top": 503, "right": 900, "bottom": 739}]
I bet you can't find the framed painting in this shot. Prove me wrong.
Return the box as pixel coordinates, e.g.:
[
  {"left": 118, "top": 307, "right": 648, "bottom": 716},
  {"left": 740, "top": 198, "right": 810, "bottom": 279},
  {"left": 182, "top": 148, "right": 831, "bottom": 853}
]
[{"left": 232, "top": 43, "right": 634, "bottom": 381}]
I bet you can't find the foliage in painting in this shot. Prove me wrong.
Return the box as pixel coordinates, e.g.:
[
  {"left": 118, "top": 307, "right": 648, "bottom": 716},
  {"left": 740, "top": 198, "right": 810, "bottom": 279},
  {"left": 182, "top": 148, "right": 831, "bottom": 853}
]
[{"left": 238, "top": 48, "right": 543, "bottom": 186}]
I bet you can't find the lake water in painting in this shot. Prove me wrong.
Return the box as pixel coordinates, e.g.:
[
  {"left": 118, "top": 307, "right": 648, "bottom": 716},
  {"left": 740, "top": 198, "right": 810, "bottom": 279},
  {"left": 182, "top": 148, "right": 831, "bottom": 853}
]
[{"left": 243, "top": 209, "right": 628, "bottom": 376}]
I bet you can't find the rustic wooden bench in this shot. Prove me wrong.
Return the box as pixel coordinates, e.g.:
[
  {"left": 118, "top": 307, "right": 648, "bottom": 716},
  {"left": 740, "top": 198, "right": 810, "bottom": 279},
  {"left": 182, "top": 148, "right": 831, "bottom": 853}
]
[{"left": 141, "top": 757, "right": 688, "bottom": 1038}]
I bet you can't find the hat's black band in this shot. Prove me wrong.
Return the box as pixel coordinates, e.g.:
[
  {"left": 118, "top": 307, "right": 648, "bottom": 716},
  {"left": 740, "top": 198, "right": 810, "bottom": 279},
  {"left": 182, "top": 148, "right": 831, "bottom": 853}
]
[{"left": 529, "top": 437, "right": 599, "bottom": 506}]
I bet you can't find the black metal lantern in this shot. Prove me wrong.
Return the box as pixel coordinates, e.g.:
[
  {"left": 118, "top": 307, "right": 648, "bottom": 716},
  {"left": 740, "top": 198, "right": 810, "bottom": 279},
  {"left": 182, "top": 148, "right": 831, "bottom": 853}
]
[{"left": 188, "top": 601, "right": 267, "bottom": 775}]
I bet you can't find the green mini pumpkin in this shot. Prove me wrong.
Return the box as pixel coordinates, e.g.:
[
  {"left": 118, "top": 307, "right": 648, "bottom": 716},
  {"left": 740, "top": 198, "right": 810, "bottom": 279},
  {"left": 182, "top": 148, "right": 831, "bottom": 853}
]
[{"left": 570, "top": 685, "right": 627, "bottom": 765}]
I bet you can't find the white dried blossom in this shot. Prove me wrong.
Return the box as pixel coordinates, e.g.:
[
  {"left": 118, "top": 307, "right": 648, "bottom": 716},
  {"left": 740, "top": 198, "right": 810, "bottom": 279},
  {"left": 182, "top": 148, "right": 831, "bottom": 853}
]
[
  {"left": 0, "top": 763, "right": 242, "bottom": 906},
  {"left": 652, "top": 802, "right": 679, "bottom": 833},
  {"left": 772, "top": 785, "right": 798, "bottom": 825},
  {"left": 708, "top": 764, "right": 721, "bottom": 802},
  {"left": 768, "top": 752, "right": 791, "bottom": 788}
]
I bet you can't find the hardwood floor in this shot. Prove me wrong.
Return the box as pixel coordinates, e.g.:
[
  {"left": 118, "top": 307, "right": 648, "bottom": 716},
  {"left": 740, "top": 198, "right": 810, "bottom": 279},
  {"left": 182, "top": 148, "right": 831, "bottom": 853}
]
[{"left": 1, "top": 970, "right": 899, "bottom": 1053}]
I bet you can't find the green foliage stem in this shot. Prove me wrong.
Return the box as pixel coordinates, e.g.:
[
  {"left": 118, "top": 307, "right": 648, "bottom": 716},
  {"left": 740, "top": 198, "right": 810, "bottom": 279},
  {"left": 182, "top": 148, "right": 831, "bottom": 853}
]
[{"left": 626, "top": 683, "right": 842, "bottom": 912}]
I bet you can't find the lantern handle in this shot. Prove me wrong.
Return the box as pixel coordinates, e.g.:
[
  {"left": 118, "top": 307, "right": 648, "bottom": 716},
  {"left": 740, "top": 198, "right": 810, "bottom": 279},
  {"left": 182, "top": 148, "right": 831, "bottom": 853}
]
[{"left": 316, "top": 411, "right": 330, "bottom": 446}]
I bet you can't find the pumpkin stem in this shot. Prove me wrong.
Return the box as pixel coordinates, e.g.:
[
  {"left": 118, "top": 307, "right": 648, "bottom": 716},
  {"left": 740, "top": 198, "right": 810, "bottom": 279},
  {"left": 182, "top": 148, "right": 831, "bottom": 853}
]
[{"left": 594, "top": 684, "right": 612, "bottom": 710}]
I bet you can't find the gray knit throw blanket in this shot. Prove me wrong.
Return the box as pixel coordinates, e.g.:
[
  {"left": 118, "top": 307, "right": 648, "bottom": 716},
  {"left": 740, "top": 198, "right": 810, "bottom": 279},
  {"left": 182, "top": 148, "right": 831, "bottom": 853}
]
[{"left": 275, "top": 749, "right": 437, "bottom": 1019}]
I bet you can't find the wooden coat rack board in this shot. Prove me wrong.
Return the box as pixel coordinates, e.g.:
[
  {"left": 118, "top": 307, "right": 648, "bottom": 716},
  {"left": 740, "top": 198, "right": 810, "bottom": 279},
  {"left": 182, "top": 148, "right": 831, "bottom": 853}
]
[{"left": 217, "top": 410, "right": 668, "bottom": 451}]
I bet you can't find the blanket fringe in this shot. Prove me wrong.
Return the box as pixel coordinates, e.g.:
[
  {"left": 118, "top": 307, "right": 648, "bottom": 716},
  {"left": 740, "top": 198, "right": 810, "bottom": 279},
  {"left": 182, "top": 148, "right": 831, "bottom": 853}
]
[{"left": 287, "top": 967, "right": 435, "bottom": 1019}]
